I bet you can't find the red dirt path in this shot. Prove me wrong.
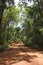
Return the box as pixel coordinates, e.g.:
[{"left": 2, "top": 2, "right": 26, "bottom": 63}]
[{"left": 0, "top": 41, "right": 43, "bottom": 65}]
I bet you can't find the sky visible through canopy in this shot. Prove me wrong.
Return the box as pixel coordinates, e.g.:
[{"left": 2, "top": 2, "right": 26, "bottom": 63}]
[
  {"left": 14, "top": 0, "right": 34, "bottom": 27},
  {"left": 15, "top": 0, "right": 34, "bottom": 6}
]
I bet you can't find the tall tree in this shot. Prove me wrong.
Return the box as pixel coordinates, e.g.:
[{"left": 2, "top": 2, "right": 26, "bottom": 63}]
[{"left": 0, "top": 0, "right": 14, "bottom": 45}]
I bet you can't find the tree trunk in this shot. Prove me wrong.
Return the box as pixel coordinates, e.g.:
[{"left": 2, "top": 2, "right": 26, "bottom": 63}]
[
  {"left": 0, "top": 0, "right": 6, "bottom": 45},
  {"left": 0, "top": 8, "right": 4, "bottom": 45}
]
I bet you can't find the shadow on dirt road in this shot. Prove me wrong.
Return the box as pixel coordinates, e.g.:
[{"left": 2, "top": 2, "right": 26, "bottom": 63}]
[{"left": 0, "top": 42, "right": 43, "bottom": 65}]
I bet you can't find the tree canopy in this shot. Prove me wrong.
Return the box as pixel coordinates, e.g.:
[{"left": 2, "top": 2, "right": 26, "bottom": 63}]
[{"left": 0, "top": 0, "right": 43, "bottom": 51}]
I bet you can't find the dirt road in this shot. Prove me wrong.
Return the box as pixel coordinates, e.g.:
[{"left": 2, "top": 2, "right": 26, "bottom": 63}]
[{"left": 0, "top": 42, "right": 43, "bottom": 65}]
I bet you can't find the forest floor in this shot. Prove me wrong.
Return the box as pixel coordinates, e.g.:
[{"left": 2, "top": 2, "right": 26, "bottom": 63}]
[{"left": 0, "top": 41, "right": 43, "bottom": 65}]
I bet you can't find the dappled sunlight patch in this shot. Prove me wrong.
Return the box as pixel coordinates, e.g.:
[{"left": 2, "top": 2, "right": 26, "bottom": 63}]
[
  {"left": 10, "top": 60, "right": 31, "bottom": 65},
  {"left": 0, "top": 42, "right": 43, "bottom": 65}
]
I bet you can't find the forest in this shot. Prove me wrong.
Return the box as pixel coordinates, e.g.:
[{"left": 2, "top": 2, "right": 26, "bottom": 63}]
[
  {"left": 0, "top": 0, "right": 43, "bottom": 51},
  {"left": 0, "top": 0, "right": 43, "bottom": 65}
]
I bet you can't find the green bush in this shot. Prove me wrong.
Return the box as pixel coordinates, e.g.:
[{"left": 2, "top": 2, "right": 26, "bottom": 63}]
[
  {"left": 0, "top": 45, "right": 3, "bottom": 52},
  {"left": 0, "top": 41, "right": 9, "bottom": 52},
  {"left": 2, "top": 41, "right": 8, "bottom": 49}
]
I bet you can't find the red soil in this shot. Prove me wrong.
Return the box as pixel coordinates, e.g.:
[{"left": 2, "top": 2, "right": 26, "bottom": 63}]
[{"left": 0, "top": 41, "right": 43, "bottom": 65}]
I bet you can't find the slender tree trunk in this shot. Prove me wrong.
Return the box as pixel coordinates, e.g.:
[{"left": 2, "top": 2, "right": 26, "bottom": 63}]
[
  {"left": 0, "top": 0, "right": 6, "bottom": 45},
  {"left": 0, "top": 8, "right": 4, "bottom": 45}
]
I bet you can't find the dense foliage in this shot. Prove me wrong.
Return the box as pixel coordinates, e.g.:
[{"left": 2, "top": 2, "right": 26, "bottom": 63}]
[
  {"left": 21, "top": 0, "right": 43, "bottom": 50},
  {"left": 0, "top": 0, "right": 43, "bottom": 51}
]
